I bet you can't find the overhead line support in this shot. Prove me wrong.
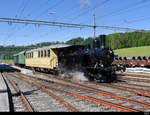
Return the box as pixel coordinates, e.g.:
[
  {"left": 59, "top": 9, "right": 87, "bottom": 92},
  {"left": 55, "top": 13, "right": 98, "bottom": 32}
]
[{"left": 0, "top": 18, "right": 149, "bottom": 32}]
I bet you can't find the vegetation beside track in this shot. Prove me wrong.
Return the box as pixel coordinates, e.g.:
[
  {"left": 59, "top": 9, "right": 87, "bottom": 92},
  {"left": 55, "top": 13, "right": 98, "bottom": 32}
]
[
  {"left": 0, "top": 59, "right": 13, "bottom": 64},
  {"left": 114, "top": 46, "right": 150, "bottom": 57}
]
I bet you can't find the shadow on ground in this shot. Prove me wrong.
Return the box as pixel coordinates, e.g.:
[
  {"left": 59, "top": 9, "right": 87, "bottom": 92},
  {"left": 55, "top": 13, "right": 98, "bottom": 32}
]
[{"left": 0, "top": 64, "right": 20, "bottom": 73}]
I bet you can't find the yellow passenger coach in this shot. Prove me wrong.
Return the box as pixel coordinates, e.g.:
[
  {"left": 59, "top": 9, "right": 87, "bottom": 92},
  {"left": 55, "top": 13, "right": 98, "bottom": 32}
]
[{"left": 25, "top": 44, "right": 71, "bottom": 72}]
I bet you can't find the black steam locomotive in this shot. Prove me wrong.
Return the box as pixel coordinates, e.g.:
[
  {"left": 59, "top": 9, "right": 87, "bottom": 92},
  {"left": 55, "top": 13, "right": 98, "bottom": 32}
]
[{"left": 58, "top": 35, "right": 117, "bottom": 83}]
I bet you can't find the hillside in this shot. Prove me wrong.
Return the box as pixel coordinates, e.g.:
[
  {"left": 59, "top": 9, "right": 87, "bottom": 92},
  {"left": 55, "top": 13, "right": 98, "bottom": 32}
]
[{"left": 114, "top": 46, "right": 150, "bottom": 57}]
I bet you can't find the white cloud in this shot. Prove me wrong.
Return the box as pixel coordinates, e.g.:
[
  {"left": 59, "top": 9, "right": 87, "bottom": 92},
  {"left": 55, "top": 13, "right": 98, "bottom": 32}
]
[{"left": 80, "top": 0, "right": 90, "bottom": 8}]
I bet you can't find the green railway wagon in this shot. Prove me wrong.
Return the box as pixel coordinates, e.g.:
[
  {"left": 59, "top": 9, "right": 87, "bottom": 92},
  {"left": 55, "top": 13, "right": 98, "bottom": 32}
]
[
  {"left": 13, "top": 51, "right": 26, "bottom": 66},
  {"left": 13, "top": 54, "right": 19, "bottom": 65}
]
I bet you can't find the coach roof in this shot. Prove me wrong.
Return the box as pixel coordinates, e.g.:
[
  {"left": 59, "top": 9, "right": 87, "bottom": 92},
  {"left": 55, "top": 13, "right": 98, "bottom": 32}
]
[
  {"left": 13, "top": 51, "right": 26, "bottom": 56},
  {"left": 26, "top": 44, "right": 72, "bottom": 53}
]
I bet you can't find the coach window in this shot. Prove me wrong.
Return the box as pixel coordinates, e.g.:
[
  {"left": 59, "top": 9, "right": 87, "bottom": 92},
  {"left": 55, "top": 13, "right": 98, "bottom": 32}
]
[
  {"left": 38, "top": 51, "right": 40, "bottom": 58},
  {"left": 41, "top": 50, "right": 43, "bottom": 57},
  {"left": 48, "top": 50, "right": 50, "bottom": 57},
  {"left": 30, "top": 53, "right": 31, "bottom": 58},
  {"left": 44, "top": 50, "right": 47, "bottom": 57},
  {"left": 32, "top": 52, "right": 33, "bottom": 58}
]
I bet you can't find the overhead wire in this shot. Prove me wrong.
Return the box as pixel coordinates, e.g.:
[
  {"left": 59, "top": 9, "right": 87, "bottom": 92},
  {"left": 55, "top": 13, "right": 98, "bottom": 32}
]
[
  {"left": 0, "top": 18, "right": 148, "bottom": 32},
  {"left": 118, "top": 15, "right": 150, "bottom": 27},
  {"left": 4, "top": 0, "right": 66, "bottom": 44},
  {"left": 15, "top": 0, "right": 31, "bottom": 18},
  {"left": 24, "top": 0, "right": 65, "bottom": 40},
  {"left": 34, "top": 0, "right": 65, "bottom": 20},
  {"left": 69, "top": 0, "right": 110, "bottom": 23},
  {"left": 113, "top": 1, "right": 150, "bottom": 27},
  {"left": 25, "top": 0, "right": 53, "bottom": 19},
  {"left": 5, "top": 0, "right": 52, "bottom": 39},
  {"left": 3, "top": 0, "right": 27, "bottom": 45},
  {"left": 4, "top": 0, "right": 32, "bottom": 42},
  {"left": 15, "top": 0, "right": 26, "bottom": 18},
  {"left": 2, "top": 0, "right": 150, "bottom": 46},
  {"left": 78, "top": 0, "right": 150, "bottom": 35},
  {"left": 56, "top": 4, "right": 79, "bottom": 21},
  {"left": 19, "top": 0, "right": 31, "bottom": 18},
  {"left": 95, "top": 0, "right": 150, "bottom": 23}
]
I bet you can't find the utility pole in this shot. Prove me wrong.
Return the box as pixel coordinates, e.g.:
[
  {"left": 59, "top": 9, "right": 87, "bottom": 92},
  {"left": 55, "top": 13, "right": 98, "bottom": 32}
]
[{"left": 93, "top": 14, "right": 96, "bottom": 40}]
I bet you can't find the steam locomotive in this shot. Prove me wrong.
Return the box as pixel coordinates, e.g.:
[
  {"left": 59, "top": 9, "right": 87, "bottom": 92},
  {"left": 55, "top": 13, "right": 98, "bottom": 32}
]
[{"left": 59, "top": 35, "right": 117, "bottom": 82}]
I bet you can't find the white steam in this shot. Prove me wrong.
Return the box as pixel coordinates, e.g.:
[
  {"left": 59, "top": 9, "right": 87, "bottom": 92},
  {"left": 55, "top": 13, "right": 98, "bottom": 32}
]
[{"left": 61, "top": 71, "right": 88, "bottom": 82}]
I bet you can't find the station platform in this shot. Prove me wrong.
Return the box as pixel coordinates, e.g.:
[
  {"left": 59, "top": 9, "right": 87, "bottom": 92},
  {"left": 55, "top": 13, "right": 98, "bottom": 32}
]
[{"left": 0, "top": 72, "right": 10, "bottom": 112}]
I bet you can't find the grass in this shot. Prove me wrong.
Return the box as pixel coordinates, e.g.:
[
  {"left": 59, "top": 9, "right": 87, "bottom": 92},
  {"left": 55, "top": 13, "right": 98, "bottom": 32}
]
[
  {"left": 114, "top": 46, "right": 150, "bottom": 57},
  {"left": 0, "top": 60, "right": 13, "bottom": 64}
]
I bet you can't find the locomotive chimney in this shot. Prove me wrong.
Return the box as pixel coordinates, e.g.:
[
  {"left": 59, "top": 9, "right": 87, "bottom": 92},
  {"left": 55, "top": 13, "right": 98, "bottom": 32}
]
[{"left": 100, "top": 35, "right": 106, "bottom": 49}]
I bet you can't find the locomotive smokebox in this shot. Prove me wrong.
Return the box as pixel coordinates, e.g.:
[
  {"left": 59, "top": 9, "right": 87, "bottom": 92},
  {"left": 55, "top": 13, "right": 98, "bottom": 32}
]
[{"left": 100, "top": 35, "right": 106, "bottom": 49}]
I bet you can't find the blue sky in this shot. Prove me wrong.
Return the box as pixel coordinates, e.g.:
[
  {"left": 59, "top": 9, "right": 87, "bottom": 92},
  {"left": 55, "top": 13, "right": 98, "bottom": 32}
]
[{"left": 0, "top": 0, "right": 150, "bottom": 46}]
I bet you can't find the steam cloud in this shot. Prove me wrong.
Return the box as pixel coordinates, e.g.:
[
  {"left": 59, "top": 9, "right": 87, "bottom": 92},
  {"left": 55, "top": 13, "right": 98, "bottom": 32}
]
[{"left": 61, "top": 71, "right": 88, "bottom": 82}]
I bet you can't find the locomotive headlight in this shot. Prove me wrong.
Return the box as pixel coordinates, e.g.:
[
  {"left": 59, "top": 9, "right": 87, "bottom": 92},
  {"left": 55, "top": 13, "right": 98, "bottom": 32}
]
[{"left": 101, "top": 64, "right": 104, "bottom": 67}]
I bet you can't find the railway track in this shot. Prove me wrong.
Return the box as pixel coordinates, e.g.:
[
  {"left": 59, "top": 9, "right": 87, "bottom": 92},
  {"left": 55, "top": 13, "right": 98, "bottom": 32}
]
[
  {"left": 36, "top": 72, "right": 150, "bottom": 97},
  {"left": 17, "top": 72, "right": 150, "bottom": 111},
  {"left": 3, "top": 72, "right": 78, "bottom": 112},
  {"left": 33, "top": 71, "right": 150, "bottom": 112},
  {"left": 4, "top": 74, "right": 34, "bottom": 112},
  {"left": 13, "top": 72, "right": 150, "bottom": 111},
  {"left": 12, "top": 72, "right": 150, "bottom": 109},
  {"left": 3, "top": 71, "right": 141, "bottom": 112},
  {"left": 3, "top": 70, "right": 150, "bottom": 112},
  {"left": 119, "top": 73, "right": 150, "bottom": 79},
  {"left": 89, "top": 73, "right": 150, "bottom": 98}
]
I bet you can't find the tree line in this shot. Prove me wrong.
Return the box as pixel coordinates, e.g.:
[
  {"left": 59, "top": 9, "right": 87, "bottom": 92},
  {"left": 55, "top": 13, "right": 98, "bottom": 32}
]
[
  {"left": 106, "top": 32, "right": 150, "bottom": 50},
  {"left": 66, "top": 32, "right": 150, "bottom": 50},
  {"left": 0, "top": 31, "right": 150, "bottom": 61}
]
